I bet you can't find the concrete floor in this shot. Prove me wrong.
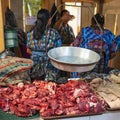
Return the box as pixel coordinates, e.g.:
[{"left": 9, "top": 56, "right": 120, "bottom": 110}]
[{"left": 30, "top": 111, "right": 120, "bottom": 120}]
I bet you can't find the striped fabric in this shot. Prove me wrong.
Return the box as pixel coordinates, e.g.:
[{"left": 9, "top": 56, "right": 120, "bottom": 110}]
[
  {"left": 115, "top": 35, "right": 120, "bottom": 51},
  {"left": 60, "top": 24, "right": 75, "bottom": 45},
  {"left": 73, "top": 26, "right": 116, "bottom": 77},
  {"left": 0, "top": 57, "right": 33, "bottom": 83},
  {"left": 27, "top": 28, "right": 62, "bottom": 70}
]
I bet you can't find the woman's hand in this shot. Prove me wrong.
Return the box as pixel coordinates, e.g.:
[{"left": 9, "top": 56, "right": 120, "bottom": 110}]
[
  {"left": 27, "top": 48, "right": 32, "bottom": 55},
  {"left": 61, "top": 14, "right": 75, "bottom": 22}
]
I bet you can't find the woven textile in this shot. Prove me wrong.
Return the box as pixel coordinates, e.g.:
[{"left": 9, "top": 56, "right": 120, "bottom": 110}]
[{"left": 0, "top": 57, "right": 33, "bottom": 85}]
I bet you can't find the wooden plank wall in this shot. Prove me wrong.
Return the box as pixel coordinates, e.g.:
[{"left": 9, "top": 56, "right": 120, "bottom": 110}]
[
  {"left": 10, "top": 0, "right": 23, "bottom": 30},
  {"left": 42, "top": 0, "right": 54, "bottom": 10},
  {"left": 103, "top": 0, "right": 120, "bottom": 36},
  {"left": 103, "top": 0, "right": 120, "bottom": 69}
]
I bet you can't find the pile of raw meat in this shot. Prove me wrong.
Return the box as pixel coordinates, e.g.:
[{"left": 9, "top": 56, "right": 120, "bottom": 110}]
[{"left": 0, "top": 80, "right": 107, "bottom": 118}]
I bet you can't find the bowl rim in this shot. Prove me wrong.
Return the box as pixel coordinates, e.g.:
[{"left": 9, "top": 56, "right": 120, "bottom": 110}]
[{"left": 48, "top": 46, "right": 100, "bottom": 66}]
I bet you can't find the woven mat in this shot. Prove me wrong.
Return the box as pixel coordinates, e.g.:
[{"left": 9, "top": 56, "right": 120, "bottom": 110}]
[
  {"left": 0, "top": 109, "right": 40, "bottom": 120},
  {"left": 0, "top": 57, "right": 33, "bottom": 84}
]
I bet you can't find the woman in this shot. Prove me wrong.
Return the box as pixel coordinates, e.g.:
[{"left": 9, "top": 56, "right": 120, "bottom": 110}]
[
  {"left": 54, "top": 9, "right": 75, "bottom": 46},
  {"left": 27, "top": 9, "right": 62, "bottom": 71},
  {"left": 5, "top": 8, "right": 30, "bottom": 58},
  {"left": 72, "top": 13, "right": 116, "bottom": 77}
]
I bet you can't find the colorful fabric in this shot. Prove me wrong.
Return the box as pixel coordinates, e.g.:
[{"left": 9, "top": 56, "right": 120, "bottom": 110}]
[
  {"left": 73, "top": 26, "right": 116, "bottom": 77},
  {"left": 0, "top": 57, "right": 33, "bottom": 84},
  {"left": 115, "top": 35, "right": 120, "bottom": 51},
  {"left": 59, "top": 24, "right": 75, "bottom": 45},
  {"left": 27, "top": 28, "right": 62, "bottom": 70}
]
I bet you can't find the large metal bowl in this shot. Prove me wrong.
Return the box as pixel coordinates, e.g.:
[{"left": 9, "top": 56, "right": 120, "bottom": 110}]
[{"left": 48, "top": 46, "right": 100, "bottom": 72}]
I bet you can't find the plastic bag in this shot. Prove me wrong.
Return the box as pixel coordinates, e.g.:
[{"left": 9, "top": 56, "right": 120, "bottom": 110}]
[
  {"left": 29, "top": 62, "right": 46, "bottom": 81},
  {"left": 45, "top": 70, "right": 58, "bottom": 82},
  {"left": 45, "top": 70, "right": 68, "bottom": 84},
  {"left": 29, "top": 61, "right": 68, "bottom": 84}
]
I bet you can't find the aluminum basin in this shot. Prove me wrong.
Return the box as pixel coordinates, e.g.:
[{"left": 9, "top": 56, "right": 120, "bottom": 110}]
[{"left": 48, "top": 46, "right": 100, "bottom": 72}]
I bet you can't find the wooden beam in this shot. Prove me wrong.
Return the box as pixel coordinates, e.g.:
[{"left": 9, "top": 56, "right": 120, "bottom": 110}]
[
  {"left": 62, "top": 0, "right": 96, "bottom": 3},
  {"left": 104, "top": 0, "right": 115, "bottom": 3}
]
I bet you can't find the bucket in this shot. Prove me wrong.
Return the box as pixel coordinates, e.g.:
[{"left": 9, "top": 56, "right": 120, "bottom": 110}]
[{"left": 4, "top": 29, "right": 18, "bottom": 48}]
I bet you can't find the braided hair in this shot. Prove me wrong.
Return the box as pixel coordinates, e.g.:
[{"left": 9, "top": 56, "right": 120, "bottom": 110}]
[
  {"left": 33, "top": 9, "right": 50, "bottom": 40},
  {"left": 91, "top": 13, "right": 105, "bottom": 28}
]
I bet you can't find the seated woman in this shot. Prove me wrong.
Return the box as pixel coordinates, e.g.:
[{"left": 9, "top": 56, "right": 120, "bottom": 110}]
[
  {"left": 5, "top": 7, "right": 30, "bottom": 58},
  {"left": 72, "top": 13, "right": 117, "bottom": 77}
]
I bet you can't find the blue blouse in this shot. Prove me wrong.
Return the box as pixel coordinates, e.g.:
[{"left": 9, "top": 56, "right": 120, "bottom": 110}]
[{"left": 27, "top": 28, "right": 62, "bottom": 70}]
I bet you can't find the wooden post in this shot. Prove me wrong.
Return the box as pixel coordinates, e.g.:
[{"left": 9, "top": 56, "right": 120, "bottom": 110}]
[{"left": 0, "top": 0, "right": 9, "bottom": 52}]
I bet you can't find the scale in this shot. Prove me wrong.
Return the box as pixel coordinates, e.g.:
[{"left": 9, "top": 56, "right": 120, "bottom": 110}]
[
  {"left": 46, "top": 0, "right": 102, "bottom": 73},
  {"left": 48, "top": 46, "right": 100, "bottom": 72}
]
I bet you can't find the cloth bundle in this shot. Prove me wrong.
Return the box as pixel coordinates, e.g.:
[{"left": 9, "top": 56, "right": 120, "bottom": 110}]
[{"left": 0, "top": 57, "right": 33, "bottom": 85}]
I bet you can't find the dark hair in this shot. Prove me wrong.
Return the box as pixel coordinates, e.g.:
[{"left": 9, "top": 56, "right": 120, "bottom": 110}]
[
  {"left": 91, "top": 13, "right": 105, "bottom": 27},
  {"left": 61, "top": 9, "right": 69, "bottom": 17},
  {"left": 5, "top": 7, "right": 17, "bottom": 28},
  {"left": 33, "top": 9, "right": 50, "bottom": 40}
]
